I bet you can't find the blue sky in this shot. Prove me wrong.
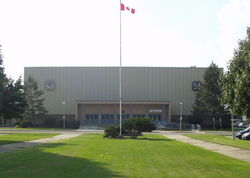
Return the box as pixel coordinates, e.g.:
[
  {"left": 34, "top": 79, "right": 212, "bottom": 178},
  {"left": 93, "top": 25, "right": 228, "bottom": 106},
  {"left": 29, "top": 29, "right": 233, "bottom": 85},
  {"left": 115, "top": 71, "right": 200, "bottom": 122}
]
[{"left": 0, "top": 0, "right": 250, "bottom": 80}]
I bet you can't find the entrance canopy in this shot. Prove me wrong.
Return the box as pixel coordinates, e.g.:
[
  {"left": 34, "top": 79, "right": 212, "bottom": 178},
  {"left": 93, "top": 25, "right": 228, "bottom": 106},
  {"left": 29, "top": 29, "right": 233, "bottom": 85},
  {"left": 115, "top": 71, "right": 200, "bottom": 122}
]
[{"left": 75, "top": 101, "right": 171, "bottom": 128}]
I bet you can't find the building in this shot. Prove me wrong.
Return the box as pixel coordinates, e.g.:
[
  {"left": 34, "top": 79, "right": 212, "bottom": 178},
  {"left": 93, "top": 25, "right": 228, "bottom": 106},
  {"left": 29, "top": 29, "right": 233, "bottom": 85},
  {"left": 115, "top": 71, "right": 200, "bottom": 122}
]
[{"left": 24, "top": 67, "right": 206, "bottom": 128}]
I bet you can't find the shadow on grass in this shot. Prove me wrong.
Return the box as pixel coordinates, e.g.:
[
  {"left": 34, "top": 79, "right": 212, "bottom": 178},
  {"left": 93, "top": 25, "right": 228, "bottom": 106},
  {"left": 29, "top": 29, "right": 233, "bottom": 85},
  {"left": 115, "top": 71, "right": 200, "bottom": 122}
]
[
  {"left": 0, "top": 140, "right": 24, "bottom": 145},
  {"left": 137, "top": 138, "right": 173, "bottom": 141},
  {"left": 0, "top": 142, "right": 125, "bottom": 178},
  {"left": 118, "top": 136, "right": 172, "bottom": 141}
]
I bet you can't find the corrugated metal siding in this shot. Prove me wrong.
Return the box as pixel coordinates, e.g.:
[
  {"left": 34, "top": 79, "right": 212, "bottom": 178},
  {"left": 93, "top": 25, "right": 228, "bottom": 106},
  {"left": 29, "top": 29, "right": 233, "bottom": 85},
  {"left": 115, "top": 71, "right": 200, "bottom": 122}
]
[{"left": 24, "top": 67, "right": 206, "bottom": 115}]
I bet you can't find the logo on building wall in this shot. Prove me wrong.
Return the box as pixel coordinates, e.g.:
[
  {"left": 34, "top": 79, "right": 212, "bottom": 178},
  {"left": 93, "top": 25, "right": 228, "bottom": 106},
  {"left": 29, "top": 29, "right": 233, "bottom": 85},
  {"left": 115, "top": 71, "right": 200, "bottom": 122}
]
[
  {"left": 192, "top": 81, "right": 201, "bottom": 91},
  {"left": 44, "top": 80, "right": 56, "bottom": 91},
  {"left": 149, "top": 109, "right": 162, "bottom": 113}
]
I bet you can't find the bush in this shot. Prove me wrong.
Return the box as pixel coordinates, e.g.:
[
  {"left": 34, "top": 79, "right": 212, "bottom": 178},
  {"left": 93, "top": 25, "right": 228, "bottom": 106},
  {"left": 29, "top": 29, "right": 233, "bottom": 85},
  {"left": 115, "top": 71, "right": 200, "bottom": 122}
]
[
  {"left": 122, "top": 117, "right": 156, "bottom": 139},
  {"left": 44, "top": 118, "right": 58, "bottom": 128},
  {"left": 19, "top": 120, "right": 33, "bottom": 128},
  {"left": 44, "top": 118, "right": 80, "bottom": 129},
  {"left": 66, "top": 120, "right": 80, "bottom": 129},
  {"left": 104, "top": 126, "right": 120, "bottom": 138},
  {"left": 14, "top": 121, "right": 21, "bottom": 127}
]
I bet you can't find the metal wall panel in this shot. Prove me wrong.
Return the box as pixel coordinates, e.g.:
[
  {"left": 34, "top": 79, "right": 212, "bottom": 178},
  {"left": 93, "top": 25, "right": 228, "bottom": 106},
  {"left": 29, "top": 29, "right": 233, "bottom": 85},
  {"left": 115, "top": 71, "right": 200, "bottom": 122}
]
[{"left": 24, "top": 67, "right": 206, "bottom": 115}]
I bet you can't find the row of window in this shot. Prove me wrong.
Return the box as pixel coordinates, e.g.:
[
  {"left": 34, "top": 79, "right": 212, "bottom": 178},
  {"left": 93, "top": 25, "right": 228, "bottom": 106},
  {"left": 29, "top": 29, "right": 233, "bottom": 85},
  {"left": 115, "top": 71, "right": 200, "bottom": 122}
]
[{"left": 85, "top": 114, "right": 162, "bottom": 121}]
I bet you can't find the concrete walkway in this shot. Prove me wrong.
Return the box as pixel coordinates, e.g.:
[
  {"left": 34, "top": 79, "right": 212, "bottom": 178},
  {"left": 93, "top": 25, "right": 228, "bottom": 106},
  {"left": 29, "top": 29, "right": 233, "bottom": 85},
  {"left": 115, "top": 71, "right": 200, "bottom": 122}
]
[
  {"left": 160, "top": 131, "right": 250, "bottom": 163},
  {"left": 0, "top": 133, "right": 82, "bottom": 153}
]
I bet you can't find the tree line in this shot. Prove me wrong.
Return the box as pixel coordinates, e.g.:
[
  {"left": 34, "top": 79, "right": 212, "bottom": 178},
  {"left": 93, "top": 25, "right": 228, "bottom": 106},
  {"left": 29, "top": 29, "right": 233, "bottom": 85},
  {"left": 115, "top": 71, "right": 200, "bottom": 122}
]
[
  {"left": 0, "top": 45, "right": 47, "bottom": 127},
  {"left": 192, "top": 27, "right": 250, "bottom": 128}
]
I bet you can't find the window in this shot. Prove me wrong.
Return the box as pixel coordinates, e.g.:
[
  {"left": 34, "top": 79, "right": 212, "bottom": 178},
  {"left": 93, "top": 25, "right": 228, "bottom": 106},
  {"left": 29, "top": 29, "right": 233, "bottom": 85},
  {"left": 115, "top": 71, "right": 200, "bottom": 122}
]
[
  {"left": 116, "top": 114, "right": 130, "bottom": 119},
  {"left": 148, "top": 114, "right": 162, "bottom": 121},
  {"left": 85, "top": 114, "right": 98, "bottom": 123},
  {"left": 101, "top": 114, "right": 115, "bottom": 124},
  {"left": 132, "top": 114, "right": 145, "bottom": 118}
]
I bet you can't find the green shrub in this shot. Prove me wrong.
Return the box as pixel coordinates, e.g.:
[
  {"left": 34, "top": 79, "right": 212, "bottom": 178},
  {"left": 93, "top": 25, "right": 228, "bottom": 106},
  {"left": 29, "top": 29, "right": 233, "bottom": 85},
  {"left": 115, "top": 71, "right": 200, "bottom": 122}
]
[
  {"left": 104, "top": 126, "right": 120, "bottom": 138},
  {"left": 20, "top": 120, "right": 33, "bottom": 128},
  {"left": 14, "top": 121, "right": 21, "bottom": 127},
  {"left": 122, "top": 117, "right": 157, "bottom": 138},
  {"left": 44, "top": 118, "right": 57, "bottom": 128},
  {"left": 66, "top": 120, "right": 80, "bottom": 129},
  {"left": 44, "top": 118, "right": 80, "bottom": 129}
]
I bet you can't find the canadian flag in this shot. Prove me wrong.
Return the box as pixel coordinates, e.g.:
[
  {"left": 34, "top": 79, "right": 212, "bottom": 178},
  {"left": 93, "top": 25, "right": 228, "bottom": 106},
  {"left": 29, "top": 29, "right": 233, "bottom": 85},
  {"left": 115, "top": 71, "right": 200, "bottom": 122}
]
[{"left": 121, "top": 3, "right": 135, "bottom": 14}]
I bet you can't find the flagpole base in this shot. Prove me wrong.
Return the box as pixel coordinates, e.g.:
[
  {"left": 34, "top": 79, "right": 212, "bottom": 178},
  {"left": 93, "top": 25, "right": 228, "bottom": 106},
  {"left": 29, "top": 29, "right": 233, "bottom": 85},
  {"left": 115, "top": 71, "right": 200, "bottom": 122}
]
[{"left": 117, "top": 135, "right": 124, "bottom": 139}]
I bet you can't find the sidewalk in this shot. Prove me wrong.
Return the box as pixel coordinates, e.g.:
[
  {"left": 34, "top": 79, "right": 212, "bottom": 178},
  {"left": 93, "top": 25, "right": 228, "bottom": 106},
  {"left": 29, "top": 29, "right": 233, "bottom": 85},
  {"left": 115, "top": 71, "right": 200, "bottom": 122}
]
[
  {"left": 0, "top": 133, "right": 82, "bottom": 153},
  {"left": 160, "top": 131, "right": 250, "bottom": 163}
]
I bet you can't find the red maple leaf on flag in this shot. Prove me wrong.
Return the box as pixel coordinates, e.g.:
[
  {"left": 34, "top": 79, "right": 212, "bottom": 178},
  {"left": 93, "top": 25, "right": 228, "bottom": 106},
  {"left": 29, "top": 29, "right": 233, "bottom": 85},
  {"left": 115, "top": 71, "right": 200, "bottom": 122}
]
[
  {"left": 120, "top": 2, "right": 135, "bottom": 14},
  {"left": 121, "top": 3, "right": 125, "bottom": 10},
  {"left": 131, "top": 8, "right": 135, "bottom": 14}
]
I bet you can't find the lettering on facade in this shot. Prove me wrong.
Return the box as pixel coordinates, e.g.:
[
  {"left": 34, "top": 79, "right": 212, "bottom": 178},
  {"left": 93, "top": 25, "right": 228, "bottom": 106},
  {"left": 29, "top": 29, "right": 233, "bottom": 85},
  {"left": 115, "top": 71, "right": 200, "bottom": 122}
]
[{"left": 149, "top": 109, "right": 162, "bottom": 113}]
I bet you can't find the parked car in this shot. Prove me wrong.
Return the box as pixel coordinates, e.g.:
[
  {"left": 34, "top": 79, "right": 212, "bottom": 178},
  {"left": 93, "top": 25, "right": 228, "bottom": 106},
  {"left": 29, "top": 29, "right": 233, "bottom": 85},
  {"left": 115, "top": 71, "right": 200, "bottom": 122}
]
[
  {"left": 236, "top": 126, "right": 250, "bottom": 139},
  {"left": 242, "top": 132, "right": 250, "bottom": 140},
  {"left": 238, "top": 122, "right": 248, "bottom": 128}
]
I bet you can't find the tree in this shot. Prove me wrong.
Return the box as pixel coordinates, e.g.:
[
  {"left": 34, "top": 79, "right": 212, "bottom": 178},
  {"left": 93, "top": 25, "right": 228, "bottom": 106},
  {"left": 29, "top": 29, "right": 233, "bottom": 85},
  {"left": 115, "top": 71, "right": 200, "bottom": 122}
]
[
  {"left": 203, "top": 62, "right": 225, "bottom": 118},
  {"left": 0, "top": 45, "right": 8, "bottom": 117},
  {"left": 192, "top": 85, "right": 209, "bottom": 124},
  {"left": 1, "top": 77, "right": 26, "bottom": 120},
  {"left": 221, "top": 27, "right": 250, "bottom": 119},
  {"left": 24, "top": 76, "right": 47, "bottom": 121},
  {"left": 0, "top": 46, "right": 27, "bottom": 123},
  {"left": 192, "top": 62, "right": 226, "bottom": 127}
]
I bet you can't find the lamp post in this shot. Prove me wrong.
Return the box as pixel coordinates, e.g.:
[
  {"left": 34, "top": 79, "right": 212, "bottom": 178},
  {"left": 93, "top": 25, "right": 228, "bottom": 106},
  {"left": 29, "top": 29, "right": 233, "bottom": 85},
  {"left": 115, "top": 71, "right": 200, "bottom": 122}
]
[
  {"left": 62, "top": 101, "right": 66, "bottom": 129},
  {"left": 179, "top": 102, "right": 183, "bottom": 131}
]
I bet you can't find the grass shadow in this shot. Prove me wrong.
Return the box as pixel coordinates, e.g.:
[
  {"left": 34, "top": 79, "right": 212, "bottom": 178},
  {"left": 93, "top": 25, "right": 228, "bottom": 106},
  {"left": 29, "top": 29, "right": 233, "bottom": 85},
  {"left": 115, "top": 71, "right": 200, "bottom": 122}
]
[
  {"left": 0, "top": 142, "right": 125, "bottom": 178},
  {"left": 0, "top": 140, "right": 24, "bottom": 145},
  {"left": 137, "top": 138, "right": 173, "bottom": 141}
]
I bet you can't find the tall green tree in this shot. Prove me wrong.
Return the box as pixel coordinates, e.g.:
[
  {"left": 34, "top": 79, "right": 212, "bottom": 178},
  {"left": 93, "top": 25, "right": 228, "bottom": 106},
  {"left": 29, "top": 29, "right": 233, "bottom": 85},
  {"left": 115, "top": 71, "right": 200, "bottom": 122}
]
[
  {"left": 192, "top": 84, "right": 209, "bottom": 124},
  {"left": 24, "top": 76, "right": 48, "bottom": 120},
  {"left": 0, "top": 45, "right": 8, "bottom": 117},
  {"left": 192, "top": 62, "right": 226, "bottom": 126},
  {"left": 203, "top": 62, "right": 224, "bottom": 117},
  {"left": 221, "top": 27, "right": 250, "bottom": 119},
  {"left": 0, "top": 45, "right": 27, "bottom": 122},
  {"left": 2, "top": 77, "right": 26, "bottom": 120}
]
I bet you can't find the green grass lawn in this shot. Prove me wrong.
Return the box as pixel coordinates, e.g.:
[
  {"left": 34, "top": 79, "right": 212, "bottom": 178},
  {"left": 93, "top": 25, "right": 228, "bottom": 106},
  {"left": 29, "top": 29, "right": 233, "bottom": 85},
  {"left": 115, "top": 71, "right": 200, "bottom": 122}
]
[
  {"left": 201, "top": 128, "right": 242, "bottom": 132},
  {"left": 186, "top": 134, "right": 250, "bottom": 150},
  {"left": 0, "top": 127, "right": 74, "bottom": 131},
  {"left": 0, "top": 133, "right": 59, "bottom": 145},
  {"left": 0, "top": 134, "right": 250, "bottom": 178}
]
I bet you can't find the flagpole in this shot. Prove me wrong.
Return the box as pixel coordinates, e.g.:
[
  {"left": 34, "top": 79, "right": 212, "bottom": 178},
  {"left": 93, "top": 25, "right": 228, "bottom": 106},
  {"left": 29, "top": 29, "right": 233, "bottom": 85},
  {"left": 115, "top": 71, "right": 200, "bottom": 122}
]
[{"left": 119, "top": 0, "right": 122, "bottom": 136}]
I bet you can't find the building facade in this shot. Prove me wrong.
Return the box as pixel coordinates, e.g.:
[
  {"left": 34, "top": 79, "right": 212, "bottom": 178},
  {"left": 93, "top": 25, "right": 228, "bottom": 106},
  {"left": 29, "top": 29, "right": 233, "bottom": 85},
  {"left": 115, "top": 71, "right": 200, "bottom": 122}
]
[{"left": 24, "top": 67, "right": 206, "bottom": 128}]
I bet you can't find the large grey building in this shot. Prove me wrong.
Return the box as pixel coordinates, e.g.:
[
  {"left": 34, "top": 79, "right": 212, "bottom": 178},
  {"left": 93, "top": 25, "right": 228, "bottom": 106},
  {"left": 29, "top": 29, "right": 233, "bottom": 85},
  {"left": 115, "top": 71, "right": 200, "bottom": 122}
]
[{"left": 24, "top": 67, "right": 206, "bottom": 128}]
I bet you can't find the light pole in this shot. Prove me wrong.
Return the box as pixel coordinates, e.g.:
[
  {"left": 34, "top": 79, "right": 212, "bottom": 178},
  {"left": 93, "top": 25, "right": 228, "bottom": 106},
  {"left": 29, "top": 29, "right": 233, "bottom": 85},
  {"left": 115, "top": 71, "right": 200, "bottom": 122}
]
[
  {"left": 62, "top": 101, "right": 66, "bottom": 129},
  {"left": 179, "top": 102, "right": 183, "bottom": 131},
  {"left": 219, "top": 117, "right": 222, "bottom": 135}
]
